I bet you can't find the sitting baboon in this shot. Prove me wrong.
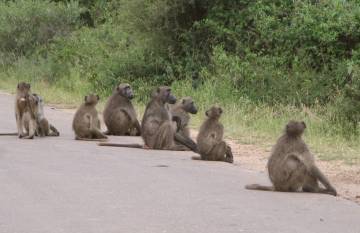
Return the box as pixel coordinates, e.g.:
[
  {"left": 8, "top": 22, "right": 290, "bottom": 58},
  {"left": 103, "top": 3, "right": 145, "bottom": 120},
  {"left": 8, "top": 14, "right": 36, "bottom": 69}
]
[
  {"left": 32, "top": 93, "right": 60, "bottom": 137},
  {"left": 72, "top": 94, "right": 108, "bottom": 141},
  {"left": 14, "top": 82, "right": 38, "bottom": 139},
  {"left": 245, "top": 121, "right": 337, "bottom": 196},
  {"left": 103, "top": 83, "right": 141, "bottom": 136},
  {"left": 192, "top": 106, "right": 233, "bottom": 163},
  {"left": 170, "top": 97, "right": 198, "bottom": 151},
  {"left": 99, "top": 86, "right": 196, "bottom": 151}
]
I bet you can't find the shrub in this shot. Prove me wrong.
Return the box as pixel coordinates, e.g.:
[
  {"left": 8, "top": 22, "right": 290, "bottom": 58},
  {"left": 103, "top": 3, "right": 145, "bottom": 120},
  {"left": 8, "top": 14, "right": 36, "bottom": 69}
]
[{"left": 0, "top": 0, "right": 81, "bottom": 60}]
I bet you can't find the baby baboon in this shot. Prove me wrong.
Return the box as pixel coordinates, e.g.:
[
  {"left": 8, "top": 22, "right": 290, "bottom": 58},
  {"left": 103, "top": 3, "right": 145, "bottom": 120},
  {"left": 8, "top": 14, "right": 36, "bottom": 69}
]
[
  {"left": 32, "top": 93, "right": 60, "bottom": 137},
  {"left": 14, "top": 82, "right": 38, "bottom": 139},
  {"left": 245, "top": 121, "right": 337, "bottom": 196},
  {"left": 103, "top": 83, "right": 141, "bottom": 136},
  {"left": 72, "top": 94, "right": 108, "bottom": 141},
  {"left": 192, "top": 106, "right": 233, "bottom": 163},
  {"left": 99, "top": 86, "right": 196, "bottom": 151},
  {"left": 170, "top": 97, "right": 198, "bottom": 151}
]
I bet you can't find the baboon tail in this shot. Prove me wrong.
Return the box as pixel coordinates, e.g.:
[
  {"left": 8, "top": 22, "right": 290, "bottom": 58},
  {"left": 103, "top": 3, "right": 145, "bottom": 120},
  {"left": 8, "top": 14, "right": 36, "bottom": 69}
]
[
  {"left": 0, "top": 132, "right": 18, "bottom": 136},
  {"left": 75, "top": 137, "right": 108, "bottom": 142},
  {"left": 98, "top": 143, "right": 143, "bottom": 148},
  {"left": 245, "top": 184, "right": 274, "bottom": 191}
]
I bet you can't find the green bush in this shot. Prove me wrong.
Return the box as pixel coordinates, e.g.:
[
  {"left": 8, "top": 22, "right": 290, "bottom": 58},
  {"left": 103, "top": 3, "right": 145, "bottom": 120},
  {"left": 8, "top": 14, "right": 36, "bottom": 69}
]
[{"left": 0, "top": 0, "right": 81, "bottom": 61}]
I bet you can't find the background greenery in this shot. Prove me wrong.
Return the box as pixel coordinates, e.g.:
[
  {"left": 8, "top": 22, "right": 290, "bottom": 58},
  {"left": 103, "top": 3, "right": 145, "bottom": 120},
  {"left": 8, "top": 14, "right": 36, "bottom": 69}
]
[{"left": 1, "top": 0, "right": 360, "bottom": 163}]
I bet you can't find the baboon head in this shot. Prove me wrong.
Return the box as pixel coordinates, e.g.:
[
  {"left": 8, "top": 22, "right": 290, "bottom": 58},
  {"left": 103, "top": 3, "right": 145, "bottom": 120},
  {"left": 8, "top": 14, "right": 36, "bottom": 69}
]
[
  {"left": 27, "top": 93, "right": 39, "bottom": 113},
  {"left": 285, "top": 120, "right": 306, "bottom": 137},
  {"left": 181, "top": 97, "right": 197, "bottom": 114},
  {"left": 205, "top": 106, "right": 223, "bottom": 119},
  {"left": 116, "top": 83, "right": 134, "bottom": 99},
  {"left": 32, "top": 93, "right": 43, "bottom": 106},
  {"left": 17, "top": 82, "right": 31, "bottom": 100},
  {"left": 155, "top": 86, "right": 176, "bottom": 104},
  {"left": 84, "top": 94, "right": 100, "bottom": 106}
]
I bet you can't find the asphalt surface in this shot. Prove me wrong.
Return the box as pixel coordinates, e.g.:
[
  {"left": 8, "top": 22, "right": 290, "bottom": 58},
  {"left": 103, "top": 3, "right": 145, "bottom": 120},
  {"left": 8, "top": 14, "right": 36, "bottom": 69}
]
[{"left": 0, "top": 92, "right": 359, "bottom": 233}]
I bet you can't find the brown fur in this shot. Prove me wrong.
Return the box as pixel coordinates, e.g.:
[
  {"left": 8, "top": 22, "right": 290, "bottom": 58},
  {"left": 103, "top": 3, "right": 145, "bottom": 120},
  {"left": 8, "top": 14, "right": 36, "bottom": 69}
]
[
  {"left": 72, "top": 94, "right": 107, "bottom": 141},
  {"left": 170, "top": 97, "right": 198, "bottom": 151},
  {"left": 14, "top": 82, "right": 38, "bottom": 139},
  {"left": 103, "top": 83, "right": 141, "bottom": 136},
  {"left": 99, "top": 86, "right": 196, "bottom": 151},
  {"left": 245, "top": 121, "right": 337, "bottom": 196},
  {"left": 192, "top": 106, "right": 233, "bottom": 163},
  {"left": 32, "top": 94, "right": 60, "bottom": 137}
]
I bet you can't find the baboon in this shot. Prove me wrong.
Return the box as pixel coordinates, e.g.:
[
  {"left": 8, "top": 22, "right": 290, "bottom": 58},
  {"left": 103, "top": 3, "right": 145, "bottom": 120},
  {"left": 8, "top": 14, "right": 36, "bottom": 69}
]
[
  {"left": 32, "top": 93, "right": 60, "bottom": 137},
  {"left": 14, "top": 82, "right": 38, "bottom": 139},
  {"left": 99, "top": 86, "right": 197, "bottom": 151},
  {"left": 245, "top": 121, "right": 337, "bottom": 196},
  {"left": 192, "top": 106, "right": 233, "bottom": 163},
  {"left": 103, "top": 83, "right": 141, "bottom": 136},
  {"left": 72, "top": 94, "right": 108, "bottom": 141},
  {"left": 170, "top": 97, "right": 198, "bottom": 151}
]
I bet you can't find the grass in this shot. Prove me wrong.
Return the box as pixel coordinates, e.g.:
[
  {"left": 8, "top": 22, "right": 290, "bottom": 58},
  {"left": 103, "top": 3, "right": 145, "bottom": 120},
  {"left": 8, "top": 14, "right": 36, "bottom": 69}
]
[{"left": 1, "top": 77, "right": 359, "bottom": 165}]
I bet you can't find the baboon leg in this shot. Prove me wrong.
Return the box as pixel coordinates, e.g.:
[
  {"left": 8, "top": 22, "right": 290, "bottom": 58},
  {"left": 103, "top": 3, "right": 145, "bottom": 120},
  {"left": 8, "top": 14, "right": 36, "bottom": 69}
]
[
  {"left": 308, "top": 165, "right": 337, "bottom": 196},
  {"left": 274, "top": 154, "right": 306, "bottom": 192},
  {"left": 49, "top": 124, "right": 60, "bottom": 136},
  {"left": 90, "top": 129, "right": 108, "bottom": 139},
  {"left": 16, "top": 113, "right": 25, "bottom": 138},
  {"left": 209, "top": 141, "right": 232, "bottom": 163},
  {"left": 121, "top": 109, "right": 141, "bottom": 136},
  {"left": 225, "top": 145, "right": 234, "bottom": 163},
  {"left": 23, "top": 119, "right": 35, "bottom": 139},
  {"left": 134, "top": 120, "right": 142, "bottom": 136},
  {"left": 152, "top": 122, "right": 175, "bottom": 150}
]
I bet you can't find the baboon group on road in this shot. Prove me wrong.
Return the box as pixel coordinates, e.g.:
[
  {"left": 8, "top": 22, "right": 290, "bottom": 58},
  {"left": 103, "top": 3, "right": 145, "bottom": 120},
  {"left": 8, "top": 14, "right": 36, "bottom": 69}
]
[{"left": 0, "top": 82, "right": 337, "bottom": 197}]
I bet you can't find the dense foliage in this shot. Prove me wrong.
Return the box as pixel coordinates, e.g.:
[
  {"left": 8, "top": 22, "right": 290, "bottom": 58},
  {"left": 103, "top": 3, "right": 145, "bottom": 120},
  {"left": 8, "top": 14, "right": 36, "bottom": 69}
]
[{"left": 2, "top": 0, "right": 360, "bottom": 131}]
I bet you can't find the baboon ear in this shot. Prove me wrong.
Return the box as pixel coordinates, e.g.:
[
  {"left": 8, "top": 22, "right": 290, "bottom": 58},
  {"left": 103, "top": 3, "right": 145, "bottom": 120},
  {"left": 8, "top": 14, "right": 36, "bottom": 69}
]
[
  {"left": 84, "top": 96, "right": 88, "bottom": 102},
  {"left": 96, "top": 95, "right": 100, "bottom": 100},
  {"left": 182, "top": 99, "right": 186, "bottom": 104},
  {"left": 205, "top": 110, "right": 209, "bottom": 116},
  {"left": 219, "top": 107, "right": 223, "bottom": 114}
]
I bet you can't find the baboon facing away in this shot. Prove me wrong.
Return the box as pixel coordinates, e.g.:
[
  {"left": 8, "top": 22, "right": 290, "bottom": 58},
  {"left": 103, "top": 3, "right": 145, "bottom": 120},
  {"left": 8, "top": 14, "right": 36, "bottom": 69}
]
[
  {"left": 170, "top": 97, "right": 198, "bottom": 151},
  {"left": 99, "top": 86, "right": 196, "bottom": 151},
  {"left": 32, "top": 93, "right": 60, "bottom": 137},
  {"left": 14, "top": 82, "right": 38, "bottom": 139},
  {"left": 72, "top": 94, "right": 107, "bottom": 141},
  {"left": 103, "top": 83, "right": 141, "bottom": 136},
  {"left": 245, "top": 121, "right": 337, "bottom": 196},
  {"left": 192, "top": 106, "right": 233, "bottom": 163}
]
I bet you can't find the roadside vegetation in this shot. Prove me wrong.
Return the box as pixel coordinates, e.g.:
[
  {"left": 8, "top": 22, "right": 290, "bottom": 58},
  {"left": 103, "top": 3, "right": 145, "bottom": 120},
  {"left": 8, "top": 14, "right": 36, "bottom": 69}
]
[{"left": 1, "top": 0, "right": 360, "bottom": 164}]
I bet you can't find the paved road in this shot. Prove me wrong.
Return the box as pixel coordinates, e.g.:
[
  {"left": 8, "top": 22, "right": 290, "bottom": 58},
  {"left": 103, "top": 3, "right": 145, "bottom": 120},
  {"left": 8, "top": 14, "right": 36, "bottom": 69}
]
[{"left": 0, "top": 93, "right": 359, "bottom": 233}]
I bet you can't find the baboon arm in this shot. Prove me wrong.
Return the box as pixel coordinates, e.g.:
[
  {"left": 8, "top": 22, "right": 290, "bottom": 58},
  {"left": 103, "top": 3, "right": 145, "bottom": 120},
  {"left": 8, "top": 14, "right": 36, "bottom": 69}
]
[
  {"left": 309, "top": 165, "right": 337, "bottom": 196},
  {"left": 172, "top": 116, "right": 182, "bottom": 132},
  {"left": 174, "top": 133, "right": 198, "bottom": 152},
  {"left": 120, "top": 109, "right": 136, "bottom": 124}
]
